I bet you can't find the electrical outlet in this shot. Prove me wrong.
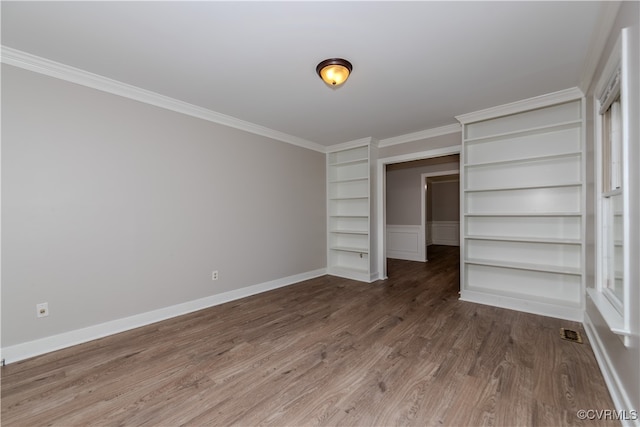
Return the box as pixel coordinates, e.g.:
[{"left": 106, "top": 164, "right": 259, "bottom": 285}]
[
  {"left": 36, "top": 302, "right": 49, "bottom": 318},
  {"left": 212, "top": 270, "right": 219, "bottom": 281}
]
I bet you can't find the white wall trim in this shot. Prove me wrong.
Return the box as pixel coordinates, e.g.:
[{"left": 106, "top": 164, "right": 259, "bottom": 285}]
[
  {"left": 327, "top": 124, "right": 461, "bottom": 153},
  {"left": 0, "top": 46, "right": 471, "bottom": 156},
  {"left": 430, "top": 178, "right": 459, "bottom": 184},
  {"left": 1, "top": 46, "right": 326, "bottom": 153},
  {"left": 430, "top": 221, "right": 460, "bottom": 246},
  {"left": 583, "top": 311, "right": 637, "bottom": 427},
  {"left": 1, "top": 268, "right": 326, "bottom": 364},
  {"left": 386, "top": 224, "right": 425, "bottom": 262},
  {"left": 455, "top": 87, "right": 584, "bottom": 124},
  {"left": 376, "top": 145, "right": 462, "bottom": 279},
  {"left": 327, "top": 266, "right": 376, "bottom": 283},
  {"left": 378, "top": 123, "right": 461, "bottom": 148},
  {"left": 579, "top": 1, "right": 623, "bottom": 94},
  {"left": 426, "top": 221, "right": 433, "bottom": 246},
  {"left": 325, "top": 137, "right": 377, "bottom": 153},
  {"left": 460, "top": 289, "right": 583, "bottom": 322},
  {"left": 378, "top": 145, "right": 462, "bottom": 167}
]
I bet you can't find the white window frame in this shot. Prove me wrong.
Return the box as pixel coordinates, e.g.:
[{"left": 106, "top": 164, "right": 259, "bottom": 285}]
[
  {"left": 589, "top": 30, "right": 634, "bottom": 346},
  {"left": 600, "top": 95, "right": 623, "bottom": 313}
]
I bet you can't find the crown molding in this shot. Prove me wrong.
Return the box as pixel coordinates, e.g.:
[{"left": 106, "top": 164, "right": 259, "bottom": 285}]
[
  {"left": 579, "top": 1, "right": 622, "bottom": 95},
  {"left": 378, "top": 123, "right": 461, "bottom": 148},
  {"left": 455, "top": 87, "right": 584, "bottom": 125},
  {"left": 324, "top": 123, "right": 461, "bottom": 153},
  {"left": 1, "top": 46, "right": 326, "bottom": 153},
  {"left": 325, "top": 137, "right": 377, "bottom": 153}
]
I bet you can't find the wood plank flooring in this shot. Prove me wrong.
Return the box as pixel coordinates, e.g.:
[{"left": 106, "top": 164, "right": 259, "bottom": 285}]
[{"left": 2, "top": 246, "right": 616, "bottom": 426}]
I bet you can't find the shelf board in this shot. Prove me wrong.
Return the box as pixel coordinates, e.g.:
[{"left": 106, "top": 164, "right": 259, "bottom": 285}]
[
  {"left": 464, "top": 212, "right": 581, "bottom": 217},
  {"left": 465, "top": 286, "right": 582, "bottom": 309},
  {"left": 464, "top": 182, "right": 582, "bottom": 193},
  {"left": 463, "top": 119, "right": 582, "bottom": 144},
  {"left": 331, "top": 246, "right": 369, "bottom": 254},
  {"left": 465, "top": 258, "right": 582, "bottom": 275},
  {"left": 329, "top": 157, "right": 368, "bottom": 167},
  {"left": 463, "top": 151, "right": 582, "bottom": 168},
  {"left": 329, "top": 196, "right": 368, "bottom": 200},
  {"left": 330, "top": 229, "right": 369, "bottom": 235},
  {"left": 331, "top": 265, "right": 368, "bottom": 274},
  {"left": 603, "top": 188, "right": 623, "bottom": 197},
  {"left": 329, "top": 177, "right": 369, "bottom": 184},
  {"left": 329, "top": 265, "right": 370, "bottom": 279},
  {"left": 465, "top": 235, "right": 582, "bottom": 245}
]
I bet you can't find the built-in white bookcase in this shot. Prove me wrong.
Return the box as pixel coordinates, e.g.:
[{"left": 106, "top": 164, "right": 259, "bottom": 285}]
[
  {"left": 327, "top": 142, "right": 376, "bottom": 282},
  {"left": 457, "top": 92, "right": 585, "bottom": 321}
]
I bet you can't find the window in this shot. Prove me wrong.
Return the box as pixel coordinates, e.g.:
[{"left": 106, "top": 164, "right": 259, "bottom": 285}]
[
  {"left": 590, "top": 27, "right": 637, "bottom": 344},
  {"left": 599, "top": 91, "right": 624, "bottom": 312}
]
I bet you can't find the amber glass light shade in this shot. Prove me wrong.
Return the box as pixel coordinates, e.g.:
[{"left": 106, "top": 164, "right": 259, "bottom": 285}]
[{"left": 316, "top": 58, "right": 352, "bottom": 87}]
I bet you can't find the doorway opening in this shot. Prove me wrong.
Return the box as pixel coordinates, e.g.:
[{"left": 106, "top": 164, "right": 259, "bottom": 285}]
[
  {"left": 376, "top": 146, "right": 461, "bottom": 280},
  {"left": 422, "top": 172, "right": 460, "bottom": 262}
]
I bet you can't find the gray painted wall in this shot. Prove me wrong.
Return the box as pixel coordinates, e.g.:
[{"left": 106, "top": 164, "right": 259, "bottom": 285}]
[
  {"left": 430, "top": 181, "right": 459, "bottom": 222},
  {"left": 386, "top": 161, "right": 459, "bottom": 225},
  {"left": 1, "top": 65, "right": 326, "bottom": 347}
]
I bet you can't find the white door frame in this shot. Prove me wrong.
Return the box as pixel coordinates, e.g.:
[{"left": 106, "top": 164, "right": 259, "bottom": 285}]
[
  {"left": 376, "top": 145, "right": 462, "bottom": 280},
  {"left": 421, "top": 170, "right": 460, "bottom": 262}
]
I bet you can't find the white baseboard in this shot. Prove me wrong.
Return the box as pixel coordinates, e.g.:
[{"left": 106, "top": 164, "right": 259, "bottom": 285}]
[
  {"left": 2, "top": 268, "right": 326, "bottom": 364},
  {"left": 583, "top": 311, "right": 638, "bottom": 427},
  {"left": 460, "top": 289, "right": 583, "bottom": 322}
]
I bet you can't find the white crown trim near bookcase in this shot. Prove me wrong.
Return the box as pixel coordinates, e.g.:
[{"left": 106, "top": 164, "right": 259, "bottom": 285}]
[
  {"left": 1, "top": 46, "right": 326, "bottom": 153},
  {"left": 578, "top": 1, "right": 623, "bottom": 93},
  {"left": 455, "top": 87, "right": 584, "bottom": 125},
  {"left": 327, "top": 137, "right": 380, "bottom": 153},
  {"left": 378, "top": 123, "right": 461, "bottom": 147}
]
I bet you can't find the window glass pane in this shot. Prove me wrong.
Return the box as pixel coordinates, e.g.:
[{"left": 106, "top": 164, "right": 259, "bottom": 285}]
[
  {"left": 602, "top": 107, "right": 611, "bottom": 191},
  {"left": 602, "top": 98, "right": 622, "bottom": 193},
  {"left": 603, "top": 193, "right": 624, "bottom": 308},
  {"left": 610, "top": 99, "right": 622, "bottom": 190},
  {"left": 611, "top": 193, "right": 624, "bottom": 302}
]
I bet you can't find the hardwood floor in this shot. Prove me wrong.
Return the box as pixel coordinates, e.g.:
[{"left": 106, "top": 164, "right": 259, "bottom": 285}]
[{"left": 2, "top": 246, "right": 616, "bottom": 426}]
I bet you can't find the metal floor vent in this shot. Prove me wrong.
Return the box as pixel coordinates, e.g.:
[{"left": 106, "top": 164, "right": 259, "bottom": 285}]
[{"left": 560, "top": 328, "right": 583, "bottom": 344}]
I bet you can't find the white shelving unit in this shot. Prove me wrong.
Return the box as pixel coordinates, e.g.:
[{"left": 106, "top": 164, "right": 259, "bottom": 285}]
[
  {"left": 457, "top": 94, "right": 585, "bottom": 321},
  {"left": 327, "top": 143, "right": 376, "bottom": 282}
]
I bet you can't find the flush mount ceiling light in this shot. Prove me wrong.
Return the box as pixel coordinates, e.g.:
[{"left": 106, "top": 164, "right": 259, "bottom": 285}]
[{"left": 316, "top": 58, "right": 353, "bottom": 87}]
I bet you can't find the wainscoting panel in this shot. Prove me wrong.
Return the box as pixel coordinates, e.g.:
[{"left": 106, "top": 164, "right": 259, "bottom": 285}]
[
  {"left": 430, "top": 221, "right": 460, "bottom": 246},
  {"left": 386, "top": 225, "right": 425, "bottom": 262}
]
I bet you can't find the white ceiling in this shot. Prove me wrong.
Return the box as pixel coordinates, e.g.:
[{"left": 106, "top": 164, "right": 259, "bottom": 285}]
[{"left": 1, "top": 1, "right": 606, "bottom": 147}]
